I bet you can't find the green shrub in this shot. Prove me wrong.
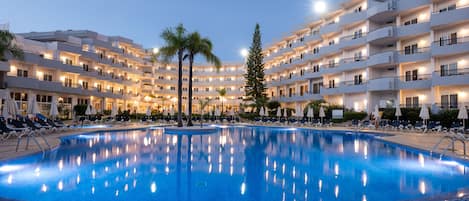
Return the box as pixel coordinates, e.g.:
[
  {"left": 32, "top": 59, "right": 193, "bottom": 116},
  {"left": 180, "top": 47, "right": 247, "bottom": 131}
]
[
  {"left": 343, "top": 111, "right": 367, "bottom": 121},
  {"left": 73, "top": 104, "right": 88, "bottom": 116},
  {"left": 102, "top": 110, "right": 111, "bottom": 115},
  {"left": 239, "top": 113, "right": 258, "bottom": 121},
  {"left": 266, "top": 101, "right": 281, "bottom": 111}
]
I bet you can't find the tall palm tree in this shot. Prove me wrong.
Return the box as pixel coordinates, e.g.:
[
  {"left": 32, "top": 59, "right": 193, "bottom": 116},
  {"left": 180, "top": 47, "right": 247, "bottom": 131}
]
[
  {"left": 217, "top": 88, "right": 227, "bottom": 114},
  {"left": 184, "top": 32, "right": 221, "bottom": 126},
  {"left": 0, "top": 30, "right": 24, "bottom": 61},
  {"left": 158, "top": 24, "right": 188, "bottom": 127}
]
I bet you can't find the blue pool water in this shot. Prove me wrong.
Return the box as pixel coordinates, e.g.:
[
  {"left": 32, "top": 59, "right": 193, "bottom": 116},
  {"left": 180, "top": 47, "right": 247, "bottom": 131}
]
[{"left": 0, "top": 126, "right": 468, "bottom": 201}]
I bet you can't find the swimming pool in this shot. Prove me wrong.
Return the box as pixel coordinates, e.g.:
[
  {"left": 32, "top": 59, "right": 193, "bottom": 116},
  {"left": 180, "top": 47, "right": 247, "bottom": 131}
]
[{"left": 0, "top": 126, "right": 468, "bottom": 201}]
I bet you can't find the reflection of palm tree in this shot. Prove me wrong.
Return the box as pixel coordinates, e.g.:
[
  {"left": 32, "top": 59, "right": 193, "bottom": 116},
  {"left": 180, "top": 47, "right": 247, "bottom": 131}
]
[
  {"left": 217, "top": 88, "right": 227, "bottom": 114},
  {"left": 243, "top": 128, "right": 269, "bottom": 200}
]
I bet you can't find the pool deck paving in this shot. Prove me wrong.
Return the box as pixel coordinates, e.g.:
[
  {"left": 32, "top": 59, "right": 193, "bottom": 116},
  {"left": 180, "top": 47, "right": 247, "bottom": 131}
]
[{"left": 0, "top": 123, "right": 468, "bottom": 162}]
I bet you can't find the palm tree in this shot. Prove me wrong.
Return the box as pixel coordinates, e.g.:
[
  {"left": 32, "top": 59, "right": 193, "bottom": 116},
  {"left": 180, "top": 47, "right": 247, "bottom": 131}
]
[
  {"left": 184, "top": 32, "right": 221, "bottom": 126},
  {"left": 217, "top": 88, "right": 227, "bottom": 114},
  {"left": 198, "top": 99, "right": 211, "bottom": 127},
  {"left": 0, "top": 30, "right": 24, "bottom": 61},
  {"left": 158, "top": 24, "right": 188, "bottom": 127}
]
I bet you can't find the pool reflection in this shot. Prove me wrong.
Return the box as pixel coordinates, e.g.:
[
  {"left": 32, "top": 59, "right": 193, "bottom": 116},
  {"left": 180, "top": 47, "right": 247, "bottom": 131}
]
[{"left": 0, "top": 127, "right": 468, "bottom": 201}]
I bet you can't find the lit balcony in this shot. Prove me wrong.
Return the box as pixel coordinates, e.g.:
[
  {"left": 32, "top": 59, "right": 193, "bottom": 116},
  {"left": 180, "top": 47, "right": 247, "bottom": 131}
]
[
  {"left": 367, "top": 77, "right": 398, "bottom": 91},
  {"left": 398, "top": 74, "right": 432, "bottom": 89},
  {"left": 396, "top": 47, "right": 431, "bottom": 64},
  {"left": 367, "top": 51, "right": 396, "bottom": 67},
  {"left": 432, "top": 68, "right": 469, "bottom": 86},
  {"left": 431, "top": 5, "right": 469, "bottom": 28},
  {"left": 431, "top": 37, "right": 469, "bottom": 57}
]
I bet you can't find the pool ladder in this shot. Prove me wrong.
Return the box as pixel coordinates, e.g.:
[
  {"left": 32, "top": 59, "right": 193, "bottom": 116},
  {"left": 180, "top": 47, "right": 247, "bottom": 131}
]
[{"left": 430, "top": 134, "right": 466, "bottom": 159}]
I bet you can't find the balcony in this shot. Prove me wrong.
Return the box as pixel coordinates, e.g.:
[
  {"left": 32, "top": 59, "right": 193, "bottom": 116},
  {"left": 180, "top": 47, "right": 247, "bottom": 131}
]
[
  {"left": 367, "top": 0, "right": 397, "bottom": 21},
  {"left": 396, "top": 47, "right": 431, "bottom": 64},
  {"left": 321, "top": 81, "right": 367, "bottom": 95},
  {"left": 319, "top": 22, "right": 340, "bottom": 36},
  {"left": 398, "top": 74, "right": 432, "bottom": 89},
  {"left": 396, "top": 22, "right": 430, "bottom": 39},
  {"left": 431, "top": 5, "right": 469, "bottom": 29},
  {"left": 431, "top": 37, "right": 469, "bottom": 57},
  {"left": 324, "top": 57, "right": 368, "bottom": 74},
  {"left": 340, "top": 34, "right": 366, "bottom": 50},
  {"left": 367, "top": 51, "right": 396, "bottom": 67},
  {"left": 367, "top": 26, "right": 396, "bottom": 44},
  {"left": 6, "top": 76, "right": 63, "bottom": 93},
  {"left": 319, "top": 43, "right": 341, "bottom": 57},
  {"left": 339, "top": 11, "right": 367, "bottom": 28},
  {"left": 367, "top": 77, "right": 398, "bottom": 91},
  {"left": 432, "top": 68, "right": 469, "bottom": 86},
  {"left": 303, "top": 33, "right": 321, "bottom": 44},
  {"left": 272, "top": 93, "right": 322, "bottom": 103},
  {"left": 397, "top": 0, "right": 430, "bottom": 11}
]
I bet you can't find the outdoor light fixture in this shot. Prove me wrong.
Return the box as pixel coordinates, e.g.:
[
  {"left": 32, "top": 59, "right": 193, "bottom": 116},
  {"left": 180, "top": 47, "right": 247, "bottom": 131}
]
[
  {"left": 314, "top": 1, "right": 327, "bottom": 14},
  {"left": 240, "top": 49, "right": 249, "bottom": 58}
]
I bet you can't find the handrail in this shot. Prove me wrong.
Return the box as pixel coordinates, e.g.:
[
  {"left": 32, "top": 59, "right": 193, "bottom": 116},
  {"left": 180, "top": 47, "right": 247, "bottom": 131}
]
[
  {"left": 432, "top": 3, "right": 469, "bottom": 14},
  {"left": 433, "top": 36, "right": 469, "bottom": 45}
]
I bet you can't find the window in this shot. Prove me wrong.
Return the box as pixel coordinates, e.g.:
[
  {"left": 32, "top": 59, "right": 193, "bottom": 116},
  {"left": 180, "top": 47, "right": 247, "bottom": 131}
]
[
  {"left": 328, "top": 60, "right": 336, "bottom": 68},
  {"left": 17, "top": 69, "right": 28, "bottom": 78},
  {"left": 328, "top": 40, "right": 335, "bottom": 46},
  {"left": 313, "top": 83, "right": 321, "bottom": 94},
  {"left": 36, "top": 95, "right": 52, "bottom": 103},
  {"left": 354, "top": 52, "right": 362, "bottom": 61},
  {"left": 43, "top": 73, "right": 52, "bottom": 81},
  {"left": 300, "top": 86, "right": 305, "bottom": 96},
  {"left": 329, "top": 80, "right": 335, "bottom": 88},
  {"left": 405, "top": 70, "right": 419, "bottom": 81},
  {"left": 439, "top": 4, "right": 456, "bottom": 13},
  {"left": 313, "top": 47, "right": 320, "bottom": 54},
  {"left": 354, "top": 74, "right": 363, "bottom": 85},
  {"left": 353, "top": 29, "right": 363, "bottom": 39},
  {"left": 194, "top": 88, "right": 198, "bottom": 92},
  {"left": 64, "top": 58, "right": 73, "bottom": 65},
  {"left": 82, "top": 81, "right": 88, "bottom": 89},
  {"left": 205, "top": 88, "right": 209, "bottom": 92},
  {"left": 158, "top": 76, "right": 164, "bottom": 80},
  {"left": 439, "top": 32, "right": 457, "bottom": 46},
  {"left": 78, "top": 98, "right": 88, "bottom": 105},
  {"left": 403, "top": 18, "right": 418, "bottom": 26},
  {"left": 11, "top": 92, "right": 28, "bottom": 101},
  {"left": 279, "top": 89, "right": 284, "bottom": 97},
  {"left": 96, "top": 84, "right": 102, "bottom": 92},
  {"left": 404, "top": 44, "right": 418, "bottom": 55},
  {"left": 313, "top": 64, "right": 320, "bottom": 72},
  {"left": 405, "top": 96, "right": 419, "bottom": 108},
  {"left": 82, "top": 64, "right": 89, "bottom": 71},
  {"left": 64, "top": 78, "right": 72, "bottom": 88},
  {"left": 441, "top": 94, "right": 458, "bottom": 109},
  {"left": 170, "top": 86, "right": 176, "bottom": 91},
  {"left": 440, "top": 63, "right": 458, "bottom": 76}
]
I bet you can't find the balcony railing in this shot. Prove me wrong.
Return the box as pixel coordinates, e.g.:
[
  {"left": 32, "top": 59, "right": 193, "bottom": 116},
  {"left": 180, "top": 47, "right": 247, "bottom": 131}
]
[
  {"left": 397, "top": 47, "right": 430, "bottom": 55},
  {"left": 434, "top": 67, "right": 469, "bottom": 77},
  {"left": 398, "top": 74, "right": 432, "bottom": 82},
  {"left": 433, "top": 36, "right": 469, "bottom": 46},
  {"left": 432, "top": 4, "right": 469, "bottom": 14}
]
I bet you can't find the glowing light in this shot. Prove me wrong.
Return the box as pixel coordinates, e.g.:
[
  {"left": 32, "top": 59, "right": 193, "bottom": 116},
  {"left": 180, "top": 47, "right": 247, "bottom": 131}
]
[
  {"left": 58, "top": 180, "right": 63, "bottom": 191},
  {"left": 41, "top": 184, "right": 48, "bottom": 192},
  {"left": 151, "top": 182, "right": 157, "bottom": 193},
  {"left": 314, "top": 1, "right": 327, "bottom": 14},
  {"left": 240, "top": 182, "right": 246, "bottom": 195},
  {"left": 240, "top": 49, "right": 249, "bottom": 58},
  {"left": 152, "top": 48, "right": 159, "bottom": 54}
]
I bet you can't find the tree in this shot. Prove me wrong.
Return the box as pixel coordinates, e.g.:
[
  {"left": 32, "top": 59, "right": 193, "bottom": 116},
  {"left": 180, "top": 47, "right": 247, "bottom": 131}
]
[
  {"left": 198, "top": 99, "right": 211, "bottom": 128},
  {"left": 158, "top": 24, "right": 188, "bottom": 127},
  {"left": 184, "top": 32, "right": 221, "bottom": 126},
  {"left": 244, "top": 24, "right": 267, "bottom": 113},
  {"left": 216, "top": 88, "right": 227, "bottom": 114},
  {"left": 0, "top": 30, "right": 24, "bottom": 61}
]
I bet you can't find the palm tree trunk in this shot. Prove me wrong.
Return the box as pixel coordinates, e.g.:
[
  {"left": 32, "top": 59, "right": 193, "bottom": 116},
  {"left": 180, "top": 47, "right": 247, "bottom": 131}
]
[
  {"left": 187, "top": 55, "right": 194, "bottom": 127},
  {"left": 177, "top": 51, "right": 184, "bottom": 127}
]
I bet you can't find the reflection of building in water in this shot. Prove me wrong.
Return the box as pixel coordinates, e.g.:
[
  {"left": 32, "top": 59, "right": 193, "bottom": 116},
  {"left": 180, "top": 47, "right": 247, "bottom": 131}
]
[{"left": 3, "top": 127, "right": 469, "bottom": 201}]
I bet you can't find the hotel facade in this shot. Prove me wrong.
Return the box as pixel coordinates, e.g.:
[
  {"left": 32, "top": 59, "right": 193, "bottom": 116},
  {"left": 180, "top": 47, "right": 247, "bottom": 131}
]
[
  {"left": 0, "top": 30, "right": 245, "bottom": 118},
  {"left": 264, "top": 0, "right": 469, "bottom": 112},
  {"left": 1, "top": 0, "right": 469, "bottom": 119}
]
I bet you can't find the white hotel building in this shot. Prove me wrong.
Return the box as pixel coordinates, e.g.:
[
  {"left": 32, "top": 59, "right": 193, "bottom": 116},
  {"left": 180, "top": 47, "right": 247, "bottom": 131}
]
[
  {"left": 0, "top": 30, "right": 245, "bottom": 118},
  {"left": 264, "top": 0, "right": 469, "bottom": 112},
  {"left": 1, "top": 0, "right": 469, "bottom": 119}
]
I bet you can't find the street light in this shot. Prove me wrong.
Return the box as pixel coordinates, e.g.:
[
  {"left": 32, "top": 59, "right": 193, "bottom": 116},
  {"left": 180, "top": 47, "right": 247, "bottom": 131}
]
[
  {"left": 152, "top": 47, "right": 159, "bottom": 54},
  {"left": 314, "top": 1, "right": 327, "bottom": 14},
  {"left": 240, "top": 48, "right": 249, "bottom": 58}
]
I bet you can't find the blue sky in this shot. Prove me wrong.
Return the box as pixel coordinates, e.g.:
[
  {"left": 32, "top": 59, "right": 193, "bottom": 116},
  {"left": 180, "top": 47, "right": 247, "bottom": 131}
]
[{"left": 0, "top": 0, "right": 341, "bottom": 63}]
